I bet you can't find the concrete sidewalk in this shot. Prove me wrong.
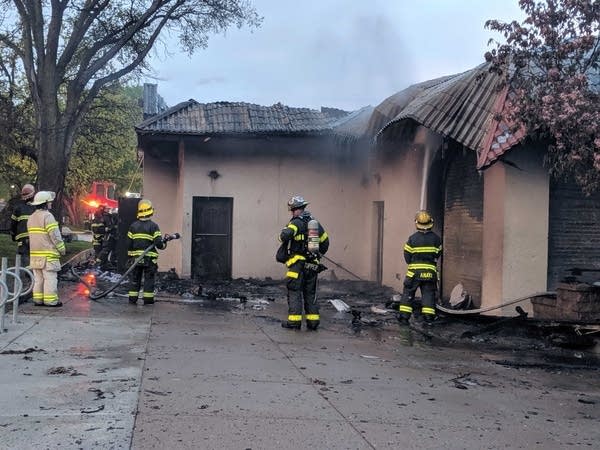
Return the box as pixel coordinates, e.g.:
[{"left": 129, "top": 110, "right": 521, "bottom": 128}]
[{"left": 0, "top": 280, "right": 599, "bottom": 449}]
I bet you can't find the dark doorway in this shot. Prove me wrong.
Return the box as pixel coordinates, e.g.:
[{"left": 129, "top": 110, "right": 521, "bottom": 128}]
[
  {"left": 192, "top": 197, "right": 233, "bottom": 279},
  {"left": 372, "top": 201, "right": 384, "bottom": 284}
]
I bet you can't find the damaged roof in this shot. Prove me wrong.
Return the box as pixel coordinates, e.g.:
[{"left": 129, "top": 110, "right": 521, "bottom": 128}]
[
  {"left": 331, "top": 105, "right": 375, "bottom": 141},
  {"left": 136, "top": 100, "right": 350, "bottom": 135},
  {"left": 365, "top": 74, "right": 457, "bottom": 139},
  {"left": 375, "top": 63, "right": 525, "bottom": 169}
]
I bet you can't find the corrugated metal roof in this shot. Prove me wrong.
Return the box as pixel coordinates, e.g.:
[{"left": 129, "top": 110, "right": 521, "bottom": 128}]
[
  {"left": 331, "top": 105, "right": 374, "bottom": 139},
  {"left": 365, "top": 74, "right": 457, "bottom": 138},
  {"left": 136, "top": 100, "right": 346, "bottom": 135},
  {"left": 377, "top": 63, "right": 505, "bottom": 156}
]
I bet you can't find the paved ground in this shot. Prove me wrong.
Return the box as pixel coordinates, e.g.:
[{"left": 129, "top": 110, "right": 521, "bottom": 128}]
[{"left": 0, "top": 278, "right": 598, "bottom": 450}]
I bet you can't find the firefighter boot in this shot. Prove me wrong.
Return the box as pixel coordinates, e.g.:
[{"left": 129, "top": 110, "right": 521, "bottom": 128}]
[
  {"left": 423, "top": 314, "right": 437, "bottom": 326},
  {"left": 281, "top": 321, "right": 301, "bottom": 330},
  {"left": 306, "top": 321, "right": 319, "bottom": 331},
  {"left": 397, "top": 314, "right": 410, "bottom": 326},
  {"left": 45, "top": 301, "right": 63, "bottom": 307}
]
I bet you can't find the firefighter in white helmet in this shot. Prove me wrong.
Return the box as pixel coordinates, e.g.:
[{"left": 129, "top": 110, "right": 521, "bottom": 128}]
[
  {"left": 27, "top": 191, "right": 65, "bottom": 307},
  {"left": 398, "top": 210, "right": 442, "bottom": 325},
  {"left": 127, "top": 199, "right": 166, "bottom": 305},
  {"left": 10, "top": 183, "right": 36, "bottom": 269},
  {"left": 277, "top": 195, "right": 329, "bottom": 330}
]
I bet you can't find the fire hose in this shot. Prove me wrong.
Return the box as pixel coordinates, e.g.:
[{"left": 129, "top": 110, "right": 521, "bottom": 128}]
[
  {"left": 436, "top": 291, "right": 556, "bottom": 315},
  {"left": 73, "top": 233, "right": 181, "bottom": 301}
]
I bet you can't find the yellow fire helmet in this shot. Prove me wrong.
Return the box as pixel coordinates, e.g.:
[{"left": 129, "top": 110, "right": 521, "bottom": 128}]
[
  {"left": 137, "top": 199, "right": 154, "bottom": 219},
  {"left": 415, "top": 210, "right": 433, "bottom": 230}
]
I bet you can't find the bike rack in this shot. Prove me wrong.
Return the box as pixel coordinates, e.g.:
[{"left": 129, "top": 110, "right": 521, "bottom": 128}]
[{"left": 0, "top": 255, "right": 34, "bottom": 334}]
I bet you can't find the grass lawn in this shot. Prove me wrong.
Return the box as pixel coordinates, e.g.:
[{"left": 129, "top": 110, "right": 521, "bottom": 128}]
[{"left": 0, "top": 234, "right": 91, "bottom": 267}]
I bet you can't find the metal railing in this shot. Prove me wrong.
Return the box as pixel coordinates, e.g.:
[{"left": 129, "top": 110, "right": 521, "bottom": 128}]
[{"left": 0, "top": 255, "right": 34, "bottom": 333}]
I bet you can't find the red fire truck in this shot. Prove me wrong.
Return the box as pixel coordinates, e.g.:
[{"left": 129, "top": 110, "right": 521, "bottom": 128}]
[{"left": 81, "top": 181, "right": 118, "bottom": 213}]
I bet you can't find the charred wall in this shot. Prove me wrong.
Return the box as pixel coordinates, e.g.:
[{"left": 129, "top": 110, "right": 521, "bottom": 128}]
[
  {"left": 548, "top": 180, "right": 600, "bottom": 288},
  {"left": 442, "top": 145, "right": 483, "bottom": 306}
]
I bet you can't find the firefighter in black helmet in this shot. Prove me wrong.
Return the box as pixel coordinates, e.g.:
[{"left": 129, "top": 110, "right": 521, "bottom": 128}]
[
  {"left": 127, "top": 199, "right": 166, "bottom": 305},
  {"left": 398, "top": 210, "right": 442, "bottom": 325},
  {"left": 91, "top": 204, "right": 116, "bottom": 269},
  {"left": 278, "top": 195, "right": 329, "bottom": 330},
  {"left": 10, "top": 184, "right": 36, "bottom": 268}
]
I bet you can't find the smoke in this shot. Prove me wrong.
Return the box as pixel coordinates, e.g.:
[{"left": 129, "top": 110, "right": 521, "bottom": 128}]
[
  {"left": 145, "top": 0, "right": 526, "bottom": 112},
  {"left": 306, "top": 12, "right": 414, "bottom": 110}
]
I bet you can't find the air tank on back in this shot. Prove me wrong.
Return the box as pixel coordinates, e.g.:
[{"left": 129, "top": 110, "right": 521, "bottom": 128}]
[{"left": 307, "top": 219, "right": 320, "bottom": 253}]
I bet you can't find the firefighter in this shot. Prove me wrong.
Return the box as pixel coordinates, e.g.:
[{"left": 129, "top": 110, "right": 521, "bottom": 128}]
[
  {"left": 104, "top": 210, "right": 119, "bottom": 268},
  {"left": 278, "top": 195, "right": 329, "bottom": 330},
  {"left": 398, "top": 210, "right": 442, "bottom": 326},
  {"left": 94, "top": 206, "right": 118, "bottom": 269},
  {"left": 91, "top": 205, "right": 110, "bottom": 263},
  {"left": 127, "top": 199, "right": 166, "bottom": 305},
  {"left": 27, "top": 191, "right": 66, "bottom": 307},
  {"left": 10, "top": 184, "right": 36, "bottom": 268}
]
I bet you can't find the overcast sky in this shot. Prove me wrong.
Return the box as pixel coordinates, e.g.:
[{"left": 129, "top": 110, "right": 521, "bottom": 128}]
[{"left": 145, "top": 0, "right": 525, "bottom": 112}]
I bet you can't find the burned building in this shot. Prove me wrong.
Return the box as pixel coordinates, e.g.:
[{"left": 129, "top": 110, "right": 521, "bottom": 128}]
[
  {"left": 136, "top": 66, "right": 600, "bottom": 320},
  {"left": 135, "top": 100, "right": 372, "bottom": 281},
  {"left": 372, "top": 62, "right": 600, "bottom": 317}
]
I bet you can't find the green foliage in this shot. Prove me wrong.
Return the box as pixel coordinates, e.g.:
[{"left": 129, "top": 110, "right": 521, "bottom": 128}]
[
  {"left": 66, "top": 84, "right": 143, "bottom": 198},
  {"left": 485, "top": 0, "right": 600, "bottom": 194},
  {"left": 0, "top": 153, "right": 36, "bottom": 197},
  {"left": 0, "top": 81, "right": 143, "bottom": 218},
  {"left": 0, "top": 61, "right": 37, "bottom": 194}
]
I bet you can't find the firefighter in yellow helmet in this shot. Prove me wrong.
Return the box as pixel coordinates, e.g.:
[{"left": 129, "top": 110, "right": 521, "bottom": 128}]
[
  {"left": 398, "top": 210, "right": 442, "bottom": 326},
  {"left": 10, "top": 184, "right": 36, "bottom": 268},
  {"left": 278, "top": 195, "right": 329, "bottom": 330},
  {"left": 27, "top": 191, "right": 65, "bottom": 307},
  {"left": 127, "top": 199, "right": 166, "bottom": 305}
]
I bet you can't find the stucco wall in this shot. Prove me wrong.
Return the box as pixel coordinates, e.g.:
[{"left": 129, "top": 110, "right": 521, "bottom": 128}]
[
  {"left": 142, "top": 150, "right": 182, "bottom": 272},
  {"left": 482, "top": 145, "right": 549, "bottom": 315},
  {"left": 482, "top": 162, "right": 505, "bottom": 311},
  {"left": 369, "top": 144, "right": 427, "bottom": 292},
  {"left": 146, "top": 136, "right": 371, "bottom": 279},
  {"left": 142, "top": 127, "right": 553, "bottom": 317},
  {"left": 501, "top": 146, "right": 549, "bottom": 315}
]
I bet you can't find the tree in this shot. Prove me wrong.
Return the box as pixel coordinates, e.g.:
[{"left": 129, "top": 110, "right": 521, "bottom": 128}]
[
  {"left": 63, "top": 84, "right": 143, "bottom": 225},
  {"left": 0, "top": 0, "right": 261, "bottom": 213},
  {"left": 0, "top": 46, "right": 37, "bottom": 192},
  {"left": 485, "top": 0, "right": 600, "bottom": 193}
]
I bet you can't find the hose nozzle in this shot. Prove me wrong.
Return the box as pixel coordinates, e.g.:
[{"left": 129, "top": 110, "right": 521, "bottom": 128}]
[{"left": 163, "top": 232, "right": 181, "bottom": 243}]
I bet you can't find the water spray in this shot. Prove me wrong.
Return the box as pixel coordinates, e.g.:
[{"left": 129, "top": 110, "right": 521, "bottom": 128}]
[{"left": 73, "top": 232, "right": 181, "bottom": 301}]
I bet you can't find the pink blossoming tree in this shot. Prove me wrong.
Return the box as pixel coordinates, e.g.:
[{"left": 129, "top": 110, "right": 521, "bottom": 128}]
[{"left": 485, "top": 0, "right": 599, "bottom": 193}]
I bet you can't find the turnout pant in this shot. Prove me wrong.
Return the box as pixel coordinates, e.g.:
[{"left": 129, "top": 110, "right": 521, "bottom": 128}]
[
  {"left": 17, "top": 242, "right": 30, "bottom": 268},
  {"left": 32, "top": 266, "right": 60, "bottom": 306},
  {"left": 97, "top": 237, "right": 116, "bottom": 268},
  {"left": 399, "top": 277, "right": 437, "bottom": 321},
  {"left": 286, "top": 262, "right": 320, "bottom": 329},
  {"left": 93, "top": 242, "right": 103, "bottom": 259},
  {"left": 128, "top": 262, "right": 158, "bottom": 304}
]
